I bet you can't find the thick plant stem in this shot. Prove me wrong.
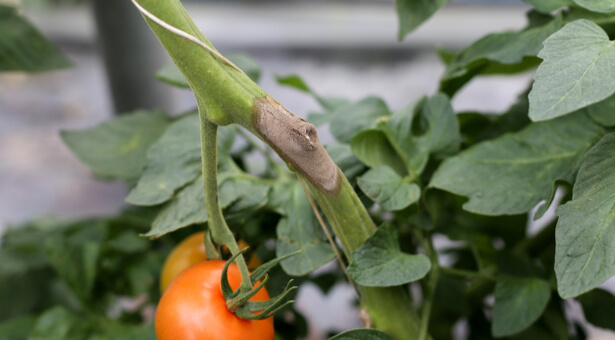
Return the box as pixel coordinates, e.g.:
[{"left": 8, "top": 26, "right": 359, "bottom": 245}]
[
  {"left": 200, "top": 118, "right": 252, "bottom": 292},
  {"left": 134, "top": 0, "right": 426, "bottom": 338}
]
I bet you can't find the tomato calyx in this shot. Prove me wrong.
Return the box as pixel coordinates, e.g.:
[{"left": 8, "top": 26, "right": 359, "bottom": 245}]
[{"left": 221, "top": 248, "right": 301, "bottom": 321}]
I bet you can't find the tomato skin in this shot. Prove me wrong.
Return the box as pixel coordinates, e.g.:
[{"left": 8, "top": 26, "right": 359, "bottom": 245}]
[
  {"left": 155, "top": 260, "right": 274, "bottom": 340},
  {"left": 159, "top": 232, "right": 208, "bottom": 293}
]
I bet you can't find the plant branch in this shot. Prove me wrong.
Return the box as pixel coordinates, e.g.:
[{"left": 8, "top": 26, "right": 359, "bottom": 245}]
[
  {"left": 416, "top": 231, "right": 439, "bottom": 340},
  {"left": 200, "top": 118, "right": 252, "bottom": 292},
  {"left": 130, "top": 0, "right": 243, "bottom": 74},
  {"left": 440, "top": 267, "right": 497, "bottom": 282},
  {"left": 297, "top": 175, "right": 360, "bottom": 299}
]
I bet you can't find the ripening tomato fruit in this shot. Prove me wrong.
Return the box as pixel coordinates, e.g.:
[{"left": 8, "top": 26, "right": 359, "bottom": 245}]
[
  {"left": 155, "top": 260, "right": 274, "bottom": 340},
  {"left": 160, "top": 232, "right": 261, "bottom": 293},
  {"left": 159, "top": 232, "right": 208, "bottom": 293}
]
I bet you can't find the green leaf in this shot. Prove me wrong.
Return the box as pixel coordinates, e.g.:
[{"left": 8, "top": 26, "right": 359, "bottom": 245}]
[
  {"left": 430, "top": 112, "right": 602, "bottom": 216},
  {"left": 441, "top": 15, "right": 562, "bottom": 96},
  {"left": 492, "top": 277, "right": 551, "bottom": 337},
  {"left": 330, "top": 97, "right": 390, "bottom": 143},
  {"left": 155, "top": 65, "right": 189, "bottom": 88},
  {"left": 577, "top": 288, "right": 615, "bottom": 331},
  {"left": 276, "top": 74, "right": 349, "bottom": 112},
  {"left": 357, "top": 166, "right": 420, "bottom": 211},
  {"left": 0, "top": 4, "right": 71, "bottom": 72},
  {"left": 350, "top": 130, "right": 406, "bottom": 177},
  {"left": 555, "top": 133, "right": 615, "bottom": 298},
  {"left": 45, "top": 237, "right": 103, "bottom": 303},
  {"left": 0, "top": 316, "right": 36, "bottom": 340},
  {"left": 61, "top": 110, "right": 170, "bottom": 180},
  {"left": 220, "top": 174, "right": 271, "bottom": 219},
  {"left": 587, "top": 93, "right": 615, "bottom": 126},
  {"left": 156, "top": 53, "right": 261, "bottom": 87},
  {"left": 126, "top": 114, "right": 201, "bottom": 205},
  {"left": 396, "top": 0, "right": 449, "bottom": 40},
  {"left": 276, "top": 74, "right": 310, "bottom": 92},
  {"left": 387, "top": 93, "right": 460, "bottom": 175},
  {"left": 524, "top": 0, "right": 573, "bottom": 13},
  {"left": 126, "top": 114, "right": 235, "bottom": 206},
  {"left": 529, "top": 20, "right": 615, "bottom": 121},
  {"left": 274, "top": 180, "right": 335, "bottom": 276},
  {"left": 145, "top": 177, "right": 206, "bottom": 237},
  {"left": 346, "top": 224, "right": 431, "bottom": 287},
  {"left": 27, "top": 307, "right": 88, "bottom": 340},
  {"left": 329, "top": 328, "right": 395, "bottom": 340},
  {"left": 573, "top": 0, "right": 615, "bottom": 13}
]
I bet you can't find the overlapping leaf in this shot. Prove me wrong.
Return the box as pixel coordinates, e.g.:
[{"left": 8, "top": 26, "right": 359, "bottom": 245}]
[
  {"left": 126, "top": 115, "right": 235, "bottom": 206},
  {"left": 430, "top": 112, "right": 603, "bottom": 216},
  {"left": 577, "top": 288, "right": 615, "bottom": 330},
  {"left": 387, "top": 93, "right": 460, "bottom": 175},
  {"left": 357, "top": 166, "right": 420, "bottom": 211},
  {"left": 524, "top": 0, "right": 573, "bottom": 13},
  {"left": 555, "top": 133, "right": 615, "bottom": 298},
  {"left": 0, "top": 4, "right": 71, "bottom": 72},
  {"left": 347, "top": 224, "right": 430, "bottom": 287},
  {"left": 587, "top": 94, "right": 615, "bottom": 126},
  {"left": 61, "top": 110, "right": 170, "bottom": 180},
  {"left": 330, "top": 97, "right": 390, "bottom": 143},
  {"left": 351, "top": 94, "right": 460, "bottom": 178},
  {"left": 573, "top": 0, "right": 615, "bottom": 13},
  {"left": 396, "top": 0, "right": 449, "bottom": 40},
  {"left": 441, "top": 15, "right": 562, "bottom": 96},
  {"left": 350, "top": 130, "right": 406, "bottom": 176},
  {"left": 329, "top": 328, "right": 394, "bottom": 340},
  {"left": 276, "top": 74, "right": 349, "bottom": 126},
  {"left": 529, "top": 20, "right": 615, "bottom": 121},
  {"left": 274, "top": 180, "right": 335, "bottom": 276},
  {"left": 145, "top": 170, "right": 271, "bottom": 238},
  {"left": 492, "top": 277, "right": 551, "bottom": 337}
]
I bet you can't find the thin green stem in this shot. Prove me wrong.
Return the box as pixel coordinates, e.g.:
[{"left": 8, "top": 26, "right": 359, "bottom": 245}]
[
  {"left": 440, "top": 267, "right": 497, "bottom": 282},
  {"left": 200, "top": 117, "right": 252, "bottom": 292},
  {"left": 417, "top": 231, "right": 439, "bottom": 340}
]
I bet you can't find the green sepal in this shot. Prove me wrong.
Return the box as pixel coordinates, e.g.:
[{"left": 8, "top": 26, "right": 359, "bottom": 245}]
[{"left": 250, "top": 249, "right": 303, "bottom": 283}]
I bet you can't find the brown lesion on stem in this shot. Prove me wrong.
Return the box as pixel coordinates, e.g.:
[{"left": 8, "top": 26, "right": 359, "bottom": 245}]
[{"left": 252, "top": 96, "right": 340, "bottom": 195}]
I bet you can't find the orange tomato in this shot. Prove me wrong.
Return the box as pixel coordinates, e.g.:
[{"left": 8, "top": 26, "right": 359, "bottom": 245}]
[
  {"left": 155, "top": 260, "right": 274, "bottom": 340},
  {"left": 160, "top": 232, "right": 262, "bottom": 293}
]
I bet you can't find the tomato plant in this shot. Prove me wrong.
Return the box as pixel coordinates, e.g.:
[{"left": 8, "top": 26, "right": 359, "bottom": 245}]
[
  {"left": 155, "top": 260, "right": 274, "bottom": 340},
  {"left": 3, "top": 0, "right": 615, "bottom": 339}
]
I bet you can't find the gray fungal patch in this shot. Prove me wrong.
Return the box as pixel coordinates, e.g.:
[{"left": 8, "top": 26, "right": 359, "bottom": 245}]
[{"left": 253, "top": 96, "right": 340, "bottom": 194}]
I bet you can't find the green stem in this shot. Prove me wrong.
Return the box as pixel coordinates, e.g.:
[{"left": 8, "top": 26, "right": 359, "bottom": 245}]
[
  {"left": 440, "top": 267, "right": 497, "bottom": 281},
  {"left": 200, "top": 118, "right": 252, "bottom": 292},
  {"left": 416, "top": 231, "right": 439, "bottom": 340}
]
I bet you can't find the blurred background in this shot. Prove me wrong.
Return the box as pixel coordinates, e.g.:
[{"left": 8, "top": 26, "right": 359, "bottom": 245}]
[{"left": 0, "top": 0, "right": 613, "bottom": 339}]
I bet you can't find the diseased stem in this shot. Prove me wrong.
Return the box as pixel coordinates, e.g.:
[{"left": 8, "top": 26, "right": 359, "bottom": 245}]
[{"left": 200, "top": 118, "right": 252, "bottom": 292}]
